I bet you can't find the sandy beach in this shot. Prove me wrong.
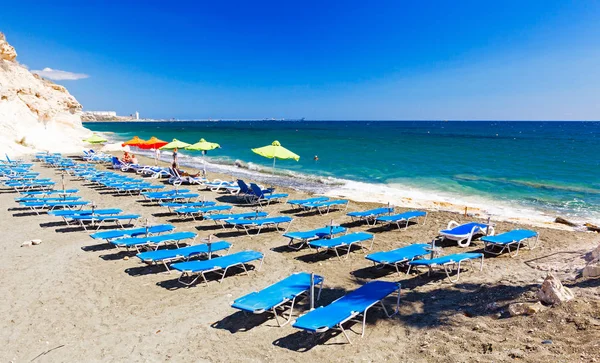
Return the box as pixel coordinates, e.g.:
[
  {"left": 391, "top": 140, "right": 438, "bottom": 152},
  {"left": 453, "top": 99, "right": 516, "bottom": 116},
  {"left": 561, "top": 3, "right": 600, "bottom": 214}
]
[{"left": 1, "top": 153, "right": 599, "bottom": 362}]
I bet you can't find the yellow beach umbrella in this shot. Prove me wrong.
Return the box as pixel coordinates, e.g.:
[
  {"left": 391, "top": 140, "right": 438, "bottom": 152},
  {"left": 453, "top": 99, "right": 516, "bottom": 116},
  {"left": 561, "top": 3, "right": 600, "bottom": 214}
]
[
  {"left": 251, "top": 140, "right": 299, "bottom": 175},
  {"left": 159, "top": 138, "right": 191, "bottom": 150},
  {"left": 185, "top": 138, "right": 221, "bottom": 176},
  {"left": 83, "top": 134, "right": 107, "bottom": 144}
]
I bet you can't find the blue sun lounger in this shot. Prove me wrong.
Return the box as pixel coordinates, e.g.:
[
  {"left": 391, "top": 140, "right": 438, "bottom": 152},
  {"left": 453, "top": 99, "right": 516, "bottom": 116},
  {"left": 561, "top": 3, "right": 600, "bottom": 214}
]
[
  {"left": 159, "top": 201, "right": 216, "bottom": 212},
  {"left": 283, "top": 225, "right": 347, "bottom": 250},
  {"left": 22, "top": 200, "right": 90, "bottom": 214},
  {"left": 308, "top": 232, "right": 374, "bottom": 260},
  {"left": 287, "top": 197, "right": 329, "bottom": 209},
  {"left": 439, "top": 221, "right": 494, "bottom": 247},
  {"left": 347, "top": 206, "right": 395, "bottom": 225},
  {"left": 408, "top": 252, "right": 484, "bottom": 283},
  {"left": 148, "top": 193, "right": 199, "bottom": 203},
  {"left": 375, "top": 210, "right": 428, "bottom": 230},
  {"left": 172, "top": 250, "right": 264, "bottom": 286},
  {"left": 17, "top": 196, "right": 81, "bottom": 203},
  {"left": 110, "top": 231, "right": 197, "bottom": 252},
  {"left": 114, "top": 183, "right": 164, "bottom": 195},
  {"left": 301, "top": 199, "right": 349, "bottom": 215},
  {"left": 136, "top": 240, "right": 232, "bottom": 272},
  {"left": 225, "top": 216, "right": 293, "bottom": 235},
  {"left": 365, "top": 243, "right": 432, "bottom": 275},
  {"left": 248, "top": 183, "right": 289, "bottom": 206},
  {"left": 69, "top": 214, "right": 141, "bottom": 231},
  {"left": 48, "top": 208, "right": 122, "bottom": 217},
  {"left": 232, "top": 272, "right": 324, "bottom": 326},
  {"left": 48, "top": 208, "right": 123, "bottom": 224},
  {"left": 174, "top": 205, "right": 233, "bottom": 220},
  {"left": 9, "top": 180, "right": 55, "bottom": 191},
  {"left": 142, "top": 189, "right": 191, "bottom": 200},
  {"left": 291, "top": 280, "right": 401, "bottom": 344},
  {"left": 481, "top": 229, "right": 538, "bottom": 257},
  {"left": 204, "top": 211, "right": 269, "bottom": 227},
  {"left": 18, "top": 189, "right": 79, "bottom": 197},
  {"left": 89, "top": 224, "right": 175, "bottom": 242}
]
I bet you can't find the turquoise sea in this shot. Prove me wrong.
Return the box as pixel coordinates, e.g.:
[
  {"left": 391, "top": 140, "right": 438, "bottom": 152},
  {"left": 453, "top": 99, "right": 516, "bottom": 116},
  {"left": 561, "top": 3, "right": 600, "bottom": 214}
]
[{"left": 85, "top": 121, "right": 600, "bottom": 223}]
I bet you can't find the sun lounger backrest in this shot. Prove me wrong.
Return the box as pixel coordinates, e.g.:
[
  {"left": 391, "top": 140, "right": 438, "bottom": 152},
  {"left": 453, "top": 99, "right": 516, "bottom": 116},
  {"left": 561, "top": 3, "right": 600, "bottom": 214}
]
[
  {"left": 249, "top": 183, "right": 266, "bottom": 198},
  {"left": 237, "top": 179, "right": 251, "bottom": 193}
]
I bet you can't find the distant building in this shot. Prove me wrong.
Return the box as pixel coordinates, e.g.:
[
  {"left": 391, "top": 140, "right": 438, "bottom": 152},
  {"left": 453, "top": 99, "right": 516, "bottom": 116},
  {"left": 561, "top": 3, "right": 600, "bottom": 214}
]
[
  {"left": 135, "top": 111, "right": 139, "bottom": 120},
  {"left": 86, "top": 111, "right": 117, "bottom": 117}
]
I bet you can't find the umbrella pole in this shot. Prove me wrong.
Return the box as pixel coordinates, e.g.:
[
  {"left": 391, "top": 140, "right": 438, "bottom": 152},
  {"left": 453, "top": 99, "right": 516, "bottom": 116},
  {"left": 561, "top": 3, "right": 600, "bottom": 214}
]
[
  {"left": 310, "top": 272, "right": 315, "bottom": 310},
  {"left": 272, "top": 158, "right": 276, "bottom": 176},
  {"left": 203, "top": 151, "right": 207, "bottom": 179}
]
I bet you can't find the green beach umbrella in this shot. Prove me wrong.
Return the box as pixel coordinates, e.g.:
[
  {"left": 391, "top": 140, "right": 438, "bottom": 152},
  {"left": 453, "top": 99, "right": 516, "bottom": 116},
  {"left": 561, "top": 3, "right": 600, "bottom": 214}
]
[
  {"left": 159, "top": 138, "right": 191, "bottom": 150},
  {"left": 252, "top": 140, "right": 300, "bottom": 175},
  {"left": 185, "top": 138, "right": 221, "bottom": 176},
  {"left": 83, "top": 134, "right": 108, "bottom": 144},
  {"left": 185, "top": 138, "right": 221, "bottom": 152}
]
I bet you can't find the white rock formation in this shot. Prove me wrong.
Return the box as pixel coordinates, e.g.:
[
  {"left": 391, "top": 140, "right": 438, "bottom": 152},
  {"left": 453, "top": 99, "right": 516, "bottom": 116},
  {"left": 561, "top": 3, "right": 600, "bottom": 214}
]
[
  {"left": 583, "top": 243, "right": 600, "bottom": 278},
  {"left": 0, "top": 32, "right": 90, "bottom": 156},
  {"left": 537, "top": 273, "right": 574, "bottom": 305}
]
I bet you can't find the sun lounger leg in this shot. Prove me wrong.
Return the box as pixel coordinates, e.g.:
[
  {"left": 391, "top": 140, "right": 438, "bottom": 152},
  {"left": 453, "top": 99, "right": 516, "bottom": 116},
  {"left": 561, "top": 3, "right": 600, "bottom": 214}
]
[
  {"left": 508, "top": 242, "right": 521, "bottom": 257},
  {"left": 338, "top": 324, "right": 353, "bottom": 344},
  {"left": 177, "top": 272, "right": 202, "bottom": 286},
  {"left": 444, "top": 263, "right": 460, "bottom": 283},
  {"left": 361, "top": 308, "right": 369, "bottom": 337},
  {"left": 256, "top": 257, "right": 264, "bottom": 273},
  {"left": 529, "top": 235, "right": 539, "bottom": 249}
]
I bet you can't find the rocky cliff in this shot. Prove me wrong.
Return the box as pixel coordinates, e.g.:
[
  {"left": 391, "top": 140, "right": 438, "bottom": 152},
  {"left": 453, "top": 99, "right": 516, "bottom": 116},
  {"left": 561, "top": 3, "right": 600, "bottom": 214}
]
[{"left": 0, "top": 32, "right": 90, "bottom": 156}]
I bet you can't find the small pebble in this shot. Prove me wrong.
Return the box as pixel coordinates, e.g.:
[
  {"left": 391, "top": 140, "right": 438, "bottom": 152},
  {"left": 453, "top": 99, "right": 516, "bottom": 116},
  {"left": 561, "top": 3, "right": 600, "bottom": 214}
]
[{"left": 123, "top": 256, "right": 130, "bottom": 261}]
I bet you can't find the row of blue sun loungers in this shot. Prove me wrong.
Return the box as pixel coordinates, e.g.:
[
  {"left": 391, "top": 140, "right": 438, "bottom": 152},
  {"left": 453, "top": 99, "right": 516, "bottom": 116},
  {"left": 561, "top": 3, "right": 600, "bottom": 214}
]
[{"left": 8, "top": 156, "right": 146, "bottom": 230}]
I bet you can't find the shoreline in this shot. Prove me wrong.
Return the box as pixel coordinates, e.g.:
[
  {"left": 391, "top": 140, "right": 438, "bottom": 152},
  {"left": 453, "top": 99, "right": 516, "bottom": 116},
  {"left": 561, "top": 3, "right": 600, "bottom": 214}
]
[
  {"left": 125, "top": 147, "right": 580, "bottom": 232},
  {"left": 121, "top": 143, "right": 589, "bottom": 232}
]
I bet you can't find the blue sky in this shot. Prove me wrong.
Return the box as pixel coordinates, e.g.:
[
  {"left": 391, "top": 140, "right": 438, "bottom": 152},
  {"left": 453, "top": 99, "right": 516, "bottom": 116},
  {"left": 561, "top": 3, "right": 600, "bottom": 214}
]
[{"left": 3, "top": 1, "right": 600, "bottom": 120}]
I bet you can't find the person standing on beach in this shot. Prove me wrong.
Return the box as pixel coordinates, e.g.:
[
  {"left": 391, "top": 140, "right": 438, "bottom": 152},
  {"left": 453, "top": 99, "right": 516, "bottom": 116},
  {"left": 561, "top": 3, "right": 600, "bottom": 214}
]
[
  {"left": 173, "top": 148, "right": 178, "bottom": 164},
  {"left": 154, "top": 148, "right": 161, "bottom": 165}
]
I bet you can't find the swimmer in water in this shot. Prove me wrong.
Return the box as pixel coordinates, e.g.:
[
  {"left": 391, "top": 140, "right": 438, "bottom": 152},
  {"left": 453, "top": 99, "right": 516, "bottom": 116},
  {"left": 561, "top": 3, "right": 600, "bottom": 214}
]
[{"left": 314, "top": 155, "right": 319, "bottom": 161}]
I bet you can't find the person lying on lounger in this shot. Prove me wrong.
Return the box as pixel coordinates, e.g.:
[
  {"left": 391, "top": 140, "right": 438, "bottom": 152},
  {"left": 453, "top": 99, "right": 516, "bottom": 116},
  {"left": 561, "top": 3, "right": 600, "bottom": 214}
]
[
  {"left": 171, "top": 162, "right": 200, "bottom": 177},
  {"left": 121, "top": 151, "right": 132, "bottom": 163}
]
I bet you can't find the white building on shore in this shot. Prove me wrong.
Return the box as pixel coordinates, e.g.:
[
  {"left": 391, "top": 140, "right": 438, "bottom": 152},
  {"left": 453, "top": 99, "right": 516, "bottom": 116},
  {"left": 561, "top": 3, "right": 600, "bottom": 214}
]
[{"left": 86, "top": 111, "right": 117, "bottom": 117}]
